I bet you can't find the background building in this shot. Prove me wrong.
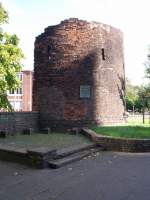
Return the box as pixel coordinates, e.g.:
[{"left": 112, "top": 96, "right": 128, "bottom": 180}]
[{"left": 7, "top": 70, "right": 33, "bottom": 111}]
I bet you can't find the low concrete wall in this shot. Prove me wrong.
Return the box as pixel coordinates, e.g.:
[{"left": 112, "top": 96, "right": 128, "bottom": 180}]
[
  {"left": 81, "top": 128, "right": 150, "bottom": 152},
  {"left": 0, "top": 112, "right": 39, "bottom": 135}
]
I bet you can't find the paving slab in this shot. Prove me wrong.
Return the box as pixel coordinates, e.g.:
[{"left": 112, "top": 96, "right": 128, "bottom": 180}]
[{"left": 0, "top": 152, "right": 150, "bottom": 200}]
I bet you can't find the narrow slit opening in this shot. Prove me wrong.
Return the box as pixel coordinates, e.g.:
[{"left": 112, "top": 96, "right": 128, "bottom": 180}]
[{"left": 102, "top": 48, "right": 105, "bottom": 60}]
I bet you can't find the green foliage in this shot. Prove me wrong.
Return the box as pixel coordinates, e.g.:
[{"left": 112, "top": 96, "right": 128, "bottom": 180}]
[
  {"left": 125, "top": 79, "right": 140, "bottom": 112},
  {"left": 138, "top": 84, "right": 150, "bottom": 110},
  {"left": 125, "top": 78, "right": 150, "bottom": 112},
  {"left": 0, "top": 2, "right": 8, "bottom": 25},
  {"left": 125, "top": 44, "right": 150, "bottom": 113},
  {"left": 145, "top": 46, "right": 150, "bottom": 79},
  {"left": 0, "top": 3, "right": 24, "bottom": 111}
]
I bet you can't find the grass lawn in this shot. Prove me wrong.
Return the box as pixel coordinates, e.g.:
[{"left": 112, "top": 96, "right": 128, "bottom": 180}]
[
  {"left": 91, "top": 118, "right": 150, "bottom": 139},
  {"left": 0, "top": 133, "right": 92, "bottom": 149},
  {"left": 91, "top": 126, "right": 150, "bottom": 139},
  {"left": 90, "top": 117, "right": 150, "bottom": 139},
  {"left": 127, "top": 118, "right": 150, "bottom": 126}
]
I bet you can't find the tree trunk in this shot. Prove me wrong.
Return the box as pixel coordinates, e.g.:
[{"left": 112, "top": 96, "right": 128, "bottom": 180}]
[
  {"left": 133, "top": 104, "right": 135, "bottom": 115},
  {"left": 142, "top": 106, "right": 145, "bottom": 124}
]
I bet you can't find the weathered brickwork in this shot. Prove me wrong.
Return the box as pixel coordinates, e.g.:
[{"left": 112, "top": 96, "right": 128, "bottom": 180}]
[
  {"left": 33, "top": 18, "right": 125, "bottom": 129},
  {"left": 0, "top": 112, "right": 39, "bottom": 135}
]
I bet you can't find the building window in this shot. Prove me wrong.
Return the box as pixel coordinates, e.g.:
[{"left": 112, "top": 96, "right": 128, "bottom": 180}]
[
  {"left": 80, "top": 85, "right": 91, "bottom": 98},
  {"left": 17, "top": 73, "right": 22, "bottom": 81},
  {"left": 16, "top": 87, "right": 22, "bottom": 95},
  {"left": 10, "top": 101, "right": 22, "bottom": 111},
  {"left": 102, "top": 48, "right": 105, "bottom": 60},
  {"left": 8, "top": 86, "right": 22, "bottom": 95},
  {"left": 15, "top": 101, "right": 22, "bottom": 110},
  {"left": 8, "top": 89, "right": 15, "bottom": 94},
  {"left": 8, "top": 73, "right": 22, "bottom": 95}
]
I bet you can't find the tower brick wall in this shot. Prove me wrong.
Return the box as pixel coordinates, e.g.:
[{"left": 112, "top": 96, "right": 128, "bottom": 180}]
[{"left": 33, "top": 18, "right": 125, "bottom": 130}]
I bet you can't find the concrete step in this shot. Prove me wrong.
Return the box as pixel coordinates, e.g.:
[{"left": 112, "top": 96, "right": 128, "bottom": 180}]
[
  {"left": 48, "top": 146, "right": 102, "bottom": 169},
  {"left": 54, "top": 143, "right": 97, "bottom": 159},
  {"left": 27, "top": 147, "right": 56, "bottom": 158}
]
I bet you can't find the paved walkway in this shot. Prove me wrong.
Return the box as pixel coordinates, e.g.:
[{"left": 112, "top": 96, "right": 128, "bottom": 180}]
[{"left": 0, "top": 151, "right": 150, "bottom": 200}]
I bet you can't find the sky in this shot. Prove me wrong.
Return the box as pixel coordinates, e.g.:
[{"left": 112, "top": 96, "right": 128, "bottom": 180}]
[{"left": 1, "top": 0, "right": 150, "bottom": 85}]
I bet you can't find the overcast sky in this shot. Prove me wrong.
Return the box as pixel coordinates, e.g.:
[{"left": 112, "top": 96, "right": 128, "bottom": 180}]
[{"left": 1, "top": 0, "right": 150, "bottom": 85}]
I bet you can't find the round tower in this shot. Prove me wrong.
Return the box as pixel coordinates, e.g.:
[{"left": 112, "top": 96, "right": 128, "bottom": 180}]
[{"left": 33, "top": 18, "right": 125, "bottom": 129}]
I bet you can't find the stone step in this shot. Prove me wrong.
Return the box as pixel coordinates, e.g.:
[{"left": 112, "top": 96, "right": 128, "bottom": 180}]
[
  {"left": 48, "top": 146, "right": 102, "bottom": 169},
  {"left": 54, "top": 143, "right": 98, "bottom": 159},
  {"left": 27, "top": 147, "right": 56, "bottom": 158}
]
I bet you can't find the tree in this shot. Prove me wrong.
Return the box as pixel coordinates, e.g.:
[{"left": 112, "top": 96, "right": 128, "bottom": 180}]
[
  {"left": 0, "top": 3, "right": 24, "bottom": 111},
  {"left": 145, "top": 46, "right": 150, "bottom": 79},
  {"left": 125, "top": 79, "right": 139, "bottom": 113},
  {"left": 138, "top": 85, "right": 150, "bottom": 123}
]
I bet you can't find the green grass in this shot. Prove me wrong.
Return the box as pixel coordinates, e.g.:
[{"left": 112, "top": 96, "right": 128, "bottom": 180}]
[
  {"left": 91, "top": 119, "right": 150, "bottom": 139},
  {"left": 0, "top": 133, "right": 91, "bottom": 149},
  {"left": 127, "top": 118, "right": 150, "bottom": 126}
]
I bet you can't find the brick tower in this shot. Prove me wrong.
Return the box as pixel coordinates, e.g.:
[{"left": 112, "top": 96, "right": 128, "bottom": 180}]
[{"left": 33, "top": 18, "right": 125, "bottom": 130}]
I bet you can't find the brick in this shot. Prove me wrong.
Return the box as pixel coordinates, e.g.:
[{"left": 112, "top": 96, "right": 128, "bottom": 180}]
[
  {"left": 0, "top": 112, "right": 39, "bottom": 135},
  {"left": 33, "top": 18, "right": 125, "bottom": 129}
]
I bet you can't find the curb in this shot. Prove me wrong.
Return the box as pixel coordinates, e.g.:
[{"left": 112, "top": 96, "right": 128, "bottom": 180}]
[{"left": 81, "top": 128, "right": 150, "bottom": 152}]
